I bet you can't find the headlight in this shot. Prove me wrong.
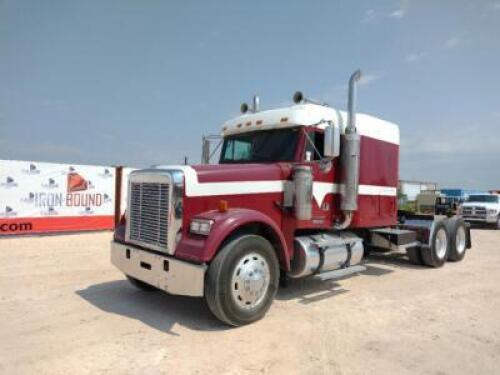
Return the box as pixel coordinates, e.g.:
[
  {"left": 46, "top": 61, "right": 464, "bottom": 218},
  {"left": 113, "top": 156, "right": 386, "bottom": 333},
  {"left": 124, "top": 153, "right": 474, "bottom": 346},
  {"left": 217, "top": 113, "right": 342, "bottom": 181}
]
[
  {"left": 190, "top": 219, "right": 214, "bottom": 236},
  {"left": 487, "top": 209, "right": 498, "bottom": 215}
]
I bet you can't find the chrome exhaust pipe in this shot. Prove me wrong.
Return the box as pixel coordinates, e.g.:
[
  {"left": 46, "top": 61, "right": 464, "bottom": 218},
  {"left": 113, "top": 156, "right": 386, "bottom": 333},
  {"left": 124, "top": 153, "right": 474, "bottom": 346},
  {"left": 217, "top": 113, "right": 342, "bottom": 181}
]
[
  {"left": 335, "top": 70, "right": 362, "bottom": 230},
  {"left": 347, "top": 69, "right": 362, "bottom": 133}
]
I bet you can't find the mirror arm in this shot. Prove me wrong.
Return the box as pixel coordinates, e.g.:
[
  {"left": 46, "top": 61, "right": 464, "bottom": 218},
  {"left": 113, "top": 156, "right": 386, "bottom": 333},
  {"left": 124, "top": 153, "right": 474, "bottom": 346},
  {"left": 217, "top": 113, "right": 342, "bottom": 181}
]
[{"left": 301, "top": 127, "right": 323, "bottom": 161}]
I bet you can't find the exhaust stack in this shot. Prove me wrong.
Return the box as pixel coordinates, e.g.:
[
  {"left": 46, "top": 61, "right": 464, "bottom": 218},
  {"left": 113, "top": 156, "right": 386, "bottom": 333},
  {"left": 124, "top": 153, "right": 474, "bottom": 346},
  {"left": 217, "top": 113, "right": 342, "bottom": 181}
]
[
  {"left": 347, "top": 70, "right": 362, "bottom": 133},
  {"left": 335, "top": 70, "right": 362, "bottom": 230}
]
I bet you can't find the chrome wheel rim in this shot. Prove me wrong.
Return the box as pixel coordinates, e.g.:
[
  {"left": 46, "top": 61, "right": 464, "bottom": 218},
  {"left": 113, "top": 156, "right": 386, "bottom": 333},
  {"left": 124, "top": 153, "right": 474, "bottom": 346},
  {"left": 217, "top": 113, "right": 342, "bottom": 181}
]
[
  {"left": 231, "top": 252, "right": 270, "bottom": 310},
  {"left": 435, "top": 228, "right": 448, "bottom": 259},
  {"left": 456, "top": 226, "right": 466, "bottom": 254}
]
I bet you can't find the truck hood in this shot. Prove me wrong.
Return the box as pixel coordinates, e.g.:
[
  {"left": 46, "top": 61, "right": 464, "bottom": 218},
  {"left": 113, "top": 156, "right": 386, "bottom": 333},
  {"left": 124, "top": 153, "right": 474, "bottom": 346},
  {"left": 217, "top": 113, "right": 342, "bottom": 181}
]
[
  {"left": 154, "top": 163, "right": 292, "bottom": 197},
  {"left": 191, "top": 163, "right": 291, "bottom": 183}
]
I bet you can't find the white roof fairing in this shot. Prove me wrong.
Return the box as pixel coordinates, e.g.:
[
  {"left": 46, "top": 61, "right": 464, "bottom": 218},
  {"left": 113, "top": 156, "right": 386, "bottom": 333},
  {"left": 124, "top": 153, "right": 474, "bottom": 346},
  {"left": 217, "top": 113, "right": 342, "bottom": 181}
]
[{"left": 222, "top": 103, "right": 400, "bottom": 145}]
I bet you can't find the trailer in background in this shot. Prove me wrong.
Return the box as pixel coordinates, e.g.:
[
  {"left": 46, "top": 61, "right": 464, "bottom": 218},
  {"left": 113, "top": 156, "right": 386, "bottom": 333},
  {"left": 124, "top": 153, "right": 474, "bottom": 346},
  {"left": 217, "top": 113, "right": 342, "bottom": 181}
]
[{"left": 399, "top": 180, "right": 437, "bottom": 201}]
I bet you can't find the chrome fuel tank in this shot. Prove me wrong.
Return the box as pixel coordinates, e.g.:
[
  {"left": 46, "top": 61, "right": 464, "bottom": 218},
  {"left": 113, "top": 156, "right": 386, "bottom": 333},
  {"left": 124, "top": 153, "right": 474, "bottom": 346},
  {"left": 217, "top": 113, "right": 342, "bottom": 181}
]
[{"left": 289, "top": 232, "right": 364, "bottom": 279}]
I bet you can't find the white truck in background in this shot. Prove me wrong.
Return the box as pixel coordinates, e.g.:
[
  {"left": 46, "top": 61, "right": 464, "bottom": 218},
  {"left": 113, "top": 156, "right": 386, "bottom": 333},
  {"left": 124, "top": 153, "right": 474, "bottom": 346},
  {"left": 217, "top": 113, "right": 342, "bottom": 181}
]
[{"left": 459, "top": 194, "right": 500, "bottom": 229}]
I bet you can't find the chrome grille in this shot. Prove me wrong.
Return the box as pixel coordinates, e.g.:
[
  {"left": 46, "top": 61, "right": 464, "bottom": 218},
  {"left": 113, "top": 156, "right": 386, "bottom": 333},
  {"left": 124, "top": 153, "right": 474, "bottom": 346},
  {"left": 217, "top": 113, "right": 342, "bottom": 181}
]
[
  {"left": 462, "top": 206, "right": 486, "bottom": 218},
  {"left": 129, "top": 182, "right": 170, "bottom": 250}
]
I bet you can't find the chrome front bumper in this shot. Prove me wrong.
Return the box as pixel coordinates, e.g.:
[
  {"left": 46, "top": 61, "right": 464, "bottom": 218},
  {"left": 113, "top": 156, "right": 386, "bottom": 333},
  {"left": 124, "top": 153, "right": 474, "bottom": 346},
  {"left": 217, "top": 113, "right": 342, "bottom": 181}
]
[
  {"left": 111, "top": 241, "right": 206, "bottom": 297},
  {"left": 463, "top": 216, "right": 497, "bottom": 224}
]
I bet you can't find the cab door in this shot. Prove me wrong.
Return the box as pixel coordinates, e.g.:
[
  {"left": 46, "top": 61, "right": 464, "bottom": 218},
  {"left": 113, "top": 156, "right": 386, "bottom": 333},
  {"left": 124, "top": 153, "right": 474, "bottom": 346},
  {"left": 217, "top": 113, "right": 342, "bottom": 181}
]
[{"left": 302, "top": 128, "right": 339, "bottom": 228}]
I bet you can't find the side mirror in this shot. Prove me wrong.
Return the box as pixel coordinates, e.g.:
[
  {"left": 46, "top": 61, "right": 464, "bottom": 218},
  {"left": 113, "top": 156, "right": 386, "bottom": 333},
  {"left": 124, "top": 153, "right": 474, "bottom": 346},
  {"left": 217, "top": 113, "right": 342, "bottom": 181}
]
[{"left": 323, "top": 122, "right": 340, "bottom": 158}]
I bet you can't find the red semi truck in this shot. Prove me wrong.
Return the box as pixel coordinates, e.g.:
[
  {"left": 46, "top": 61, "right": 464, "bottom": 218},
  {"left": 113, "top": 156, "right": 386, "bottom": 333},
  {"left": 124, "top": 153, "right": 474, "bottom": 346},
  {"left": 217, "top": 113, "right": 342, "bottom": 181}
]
[{"left": 111, "top": 71, "right": 471, "bottom": 326}]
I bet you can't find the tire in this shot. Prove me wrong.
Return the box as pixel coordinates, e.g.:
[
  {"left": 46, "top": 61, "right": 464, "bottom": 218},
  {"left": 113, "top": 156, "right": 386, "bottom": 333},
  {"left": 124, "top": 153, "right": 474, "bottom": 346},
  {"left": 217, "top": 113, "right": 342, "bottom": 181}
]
[
  {"left": 421, "top": 221, "right": 449, "bottom": 268},
  {"left": 126, "top": 275, "right": 157, "bottom": 291},
  {"left": 446, "top": 217, "right": 467, "bottom": 262},
  {"left": 406, "top": 246, "right": 424, "bottom": 265},
  {"left": 496, "top": 216, "right": 500, "bottom": 230},
  {"left": 205, "top": 234, "right": 279, "bottom": 327}
]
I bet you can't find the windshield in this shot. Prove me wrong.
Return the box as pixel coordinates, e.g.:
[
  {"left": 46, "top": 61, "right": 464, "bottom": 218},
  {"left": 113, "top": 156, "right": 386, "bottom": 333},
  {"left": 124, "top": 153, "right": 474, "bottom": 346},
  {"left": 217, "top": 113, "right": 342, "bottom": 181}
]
[
  {"left": 467, "top": 195, "right": 498, "bottom": 203},
  {"left": 220, "top": 128, "right": 299, "bottom": 163}
]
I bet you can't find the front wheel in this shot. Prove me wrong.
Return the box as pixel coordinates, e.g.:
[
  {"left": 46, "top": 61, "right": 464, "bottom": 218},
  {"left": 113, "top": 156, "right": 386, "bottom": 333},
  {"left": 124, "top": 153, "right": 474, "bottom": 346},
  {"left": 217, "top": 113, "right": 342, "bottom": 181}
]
[{"left": 205, "top": 234, "right": 279, "bottom": 326}]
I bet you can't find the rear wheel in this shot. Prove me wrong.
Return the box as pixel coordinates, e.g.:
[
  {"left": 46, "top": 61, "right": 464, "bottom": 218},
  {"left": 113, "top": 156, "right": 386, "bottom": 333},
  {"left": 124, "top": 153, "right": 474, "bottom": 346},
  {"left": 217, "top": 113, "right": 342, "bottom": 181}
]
[
  {"left": 421, "top": 222, "right": 449, "bottom": 268},
  {"left": 205, "top": 234, "right": 279, "bottom": 326},
  {"left": 446, "top": 217, "right": 467, "bottom": 262},
  {"left": 126, "top": 276, "right": 157, "bottom": 291}
]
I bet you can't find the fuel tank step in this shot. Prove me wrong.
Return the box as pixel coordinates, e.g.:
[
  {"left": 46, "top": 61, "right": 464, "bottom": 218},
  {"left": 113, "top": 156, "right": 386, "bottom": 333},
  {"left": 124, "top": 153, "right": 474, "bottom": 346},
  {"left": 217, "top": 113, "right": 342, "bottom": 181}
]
[{"left": 314, "top": 265, "right": 367, "bottom": 281}]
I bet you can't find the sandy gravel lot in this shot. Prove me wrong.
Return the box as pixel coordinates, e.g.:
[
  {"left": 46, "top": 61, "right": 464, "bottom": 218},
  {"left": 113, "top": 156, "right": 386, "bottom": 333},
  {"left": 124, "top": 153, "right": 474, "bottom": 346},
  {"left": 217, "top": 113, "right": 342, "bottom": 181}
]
[{"left": 0, "top": 229, "right": 499, "bottom": 375}]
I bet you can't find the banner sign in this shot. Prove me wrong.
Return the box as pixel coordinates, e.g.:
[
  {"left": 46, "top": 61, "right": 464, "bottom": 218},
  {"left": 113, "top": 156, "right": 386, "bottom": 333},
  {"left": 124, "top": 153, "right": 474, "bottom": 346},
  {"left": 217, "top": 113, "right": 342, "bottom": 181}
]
[{"left": 0, "top": 160, "right": 117, "bottom": 235}]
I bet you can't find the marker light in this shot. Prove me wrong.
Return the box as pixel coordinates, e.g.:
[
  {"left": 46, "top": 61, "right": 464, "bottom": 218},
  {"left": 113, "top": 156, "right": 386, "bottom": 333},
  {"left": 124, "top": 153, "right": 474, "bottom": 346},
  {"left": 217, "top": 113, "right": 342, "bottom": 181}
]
[{"left": 218, "top": 200, "right": 228, "bottom": 212}]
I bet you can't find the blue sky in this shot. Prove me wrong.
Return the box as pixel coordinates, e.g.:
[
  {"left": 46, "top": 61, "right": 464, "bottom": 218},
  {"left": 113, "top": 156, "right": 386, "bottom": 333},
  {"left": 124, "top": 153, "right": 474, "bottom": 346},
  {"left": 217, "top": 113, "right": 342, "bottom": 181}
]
[{"left": 1, "top": 0, "right": 499, "bottom": 189}]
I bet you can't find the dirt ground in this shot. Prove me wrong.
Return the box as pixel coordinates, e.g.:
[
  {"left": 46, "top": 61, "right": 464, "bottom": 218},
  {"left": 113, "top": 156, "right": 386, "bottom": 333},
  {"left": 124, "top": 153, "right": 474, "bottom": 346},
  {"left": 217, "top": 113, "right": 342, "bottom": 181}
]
[{"left": 0, "top": 229, "right": 499, "bottom": 375}]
